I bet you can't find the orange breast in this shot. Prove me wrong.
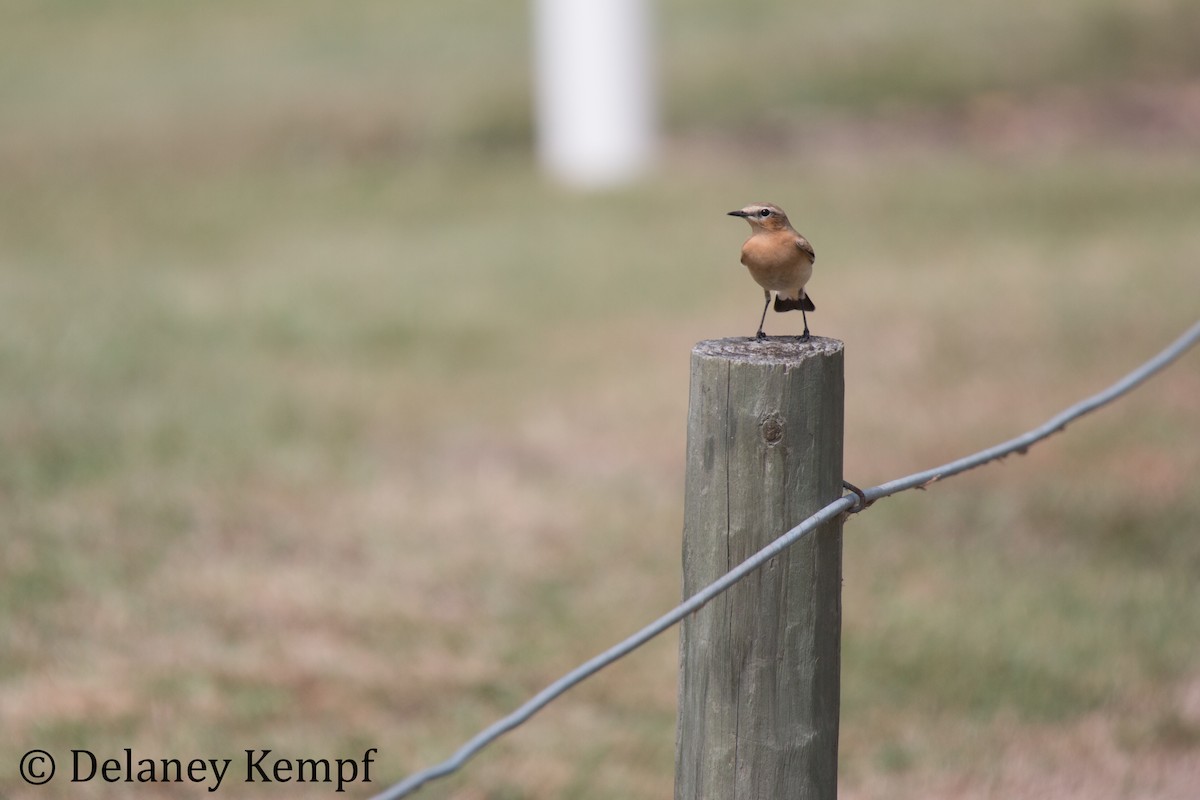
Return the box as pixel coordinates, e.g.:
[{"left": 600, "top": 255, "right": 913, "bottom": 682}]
[{"left": 740, "top": 234, "right": 813, "bottom": 292}]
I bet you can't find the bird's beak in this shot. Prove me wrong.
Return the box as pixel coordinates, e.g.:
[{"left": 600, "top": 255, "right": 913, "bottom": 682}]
[{"left": 727, "top": 210, "right": 748, "bottom": 217}]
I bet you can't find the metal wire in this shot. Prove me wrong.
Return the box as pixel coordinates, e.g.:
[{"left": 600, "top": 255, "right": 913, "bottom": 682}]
[{"left": 371, "top": 319, "right": 1200, "bottom": 800}]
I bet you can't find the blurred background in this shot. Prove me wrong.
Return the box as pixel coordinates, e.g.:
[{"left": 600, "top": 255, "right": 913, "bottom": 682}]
[{"left": 2, "top": 1, "right": 1199, "bottom": 797}]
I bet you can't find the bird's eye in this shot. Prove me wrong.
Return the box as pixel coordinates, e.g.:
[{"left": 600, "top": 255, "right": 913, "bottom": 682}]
[{"left": 759, "top": 208, "right": 771, "bottom": 217}]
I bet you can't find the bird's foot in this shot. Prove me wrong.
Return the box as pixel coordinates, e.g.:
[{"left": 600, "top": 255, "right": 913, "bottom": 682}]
[
  {"left": 755, "top": 330, "right": 767, "bottom": 341},
  {"left": 799, "top": 329, "right": 811, "bottom": 343}
]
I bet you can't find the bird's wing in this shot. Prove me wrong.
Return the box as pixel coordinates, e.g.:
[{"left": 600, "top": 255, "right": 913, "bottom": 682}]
[{"left": 795, "top": 237, "right": 815, "bottom": 263}]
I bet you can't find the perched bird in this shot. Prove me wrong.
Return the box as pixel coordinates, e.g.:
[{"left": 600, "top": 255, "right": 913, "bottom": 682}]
[{"left": 727, "top": 203, "right": 816, "bottom": 341}]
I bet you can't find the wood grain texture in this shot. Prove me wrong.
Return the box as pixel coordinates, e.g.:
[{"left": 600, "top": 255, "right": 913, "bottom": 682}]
[{"left": 676, "top": 336, "right": 844, "bottom": 800}]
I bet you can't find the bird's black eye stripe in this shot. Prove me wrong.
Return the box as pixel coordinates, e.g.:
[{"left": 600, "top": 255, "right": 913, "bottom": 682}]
[{"left": 759, "top": 208, "right": 771, "bottom": 217}]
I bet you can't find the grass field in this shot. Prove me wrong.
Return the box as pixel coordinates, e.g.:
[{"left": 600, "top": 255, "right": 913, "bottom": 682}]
[{"left": 2, "top": 1, "right": 1199, "bottom": 798}]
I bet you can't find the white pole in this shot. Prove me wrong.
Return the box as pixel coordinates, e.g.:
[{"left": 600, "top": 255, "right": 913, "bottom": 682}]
[{"left": 532, "top": 0, "right": 656, "bottom": 188}]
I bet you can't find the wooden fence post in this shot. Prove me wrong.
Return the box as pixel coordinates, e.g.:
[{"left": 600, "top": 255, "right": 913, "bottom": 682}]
[{"left": 675, "top": 336, "right": 844, "bottom": 800}]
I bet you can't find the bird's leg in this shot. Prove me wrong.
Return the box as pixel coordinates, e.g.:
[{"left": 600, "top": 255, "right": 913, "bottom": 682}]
[
  {"left": 755, "top": 290, "right": 770, "bottom": 340},
  {"left": 800, "top": 308, "right": 811, "bottom": 342}
]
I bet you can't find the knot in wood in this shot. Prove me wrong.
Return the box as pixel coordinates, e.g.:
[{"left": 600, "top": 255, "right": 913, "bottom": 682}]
[{"left": 760, "top": 413, "right": 785, "bottom": 446}]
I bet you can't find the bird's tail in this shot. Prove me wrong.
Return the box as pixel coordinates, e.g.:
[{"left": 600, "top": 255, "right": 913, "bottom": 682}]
[{"left": 774, "top": 292, "right": 815, "bottom": 312}]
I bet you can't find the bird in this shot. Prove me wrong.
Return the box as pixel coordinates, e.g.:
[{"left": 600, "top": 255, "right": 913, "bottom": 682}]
[{"left": 727, "top": 203, "right": 816, "bottom": 341}]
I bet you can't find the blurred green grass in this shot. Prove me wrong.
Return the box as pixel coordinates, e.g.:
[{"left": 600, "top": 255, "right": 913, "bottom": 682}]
[{"left": 2, "top": 1, "right": 1199, "bottom": 798}]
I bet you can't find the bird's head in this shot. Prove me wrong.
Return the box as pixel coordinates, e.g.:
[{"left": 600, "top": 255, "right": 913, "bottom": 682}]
[{"left": 727, "top": 203, "right": 792, "bottom": 231}]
